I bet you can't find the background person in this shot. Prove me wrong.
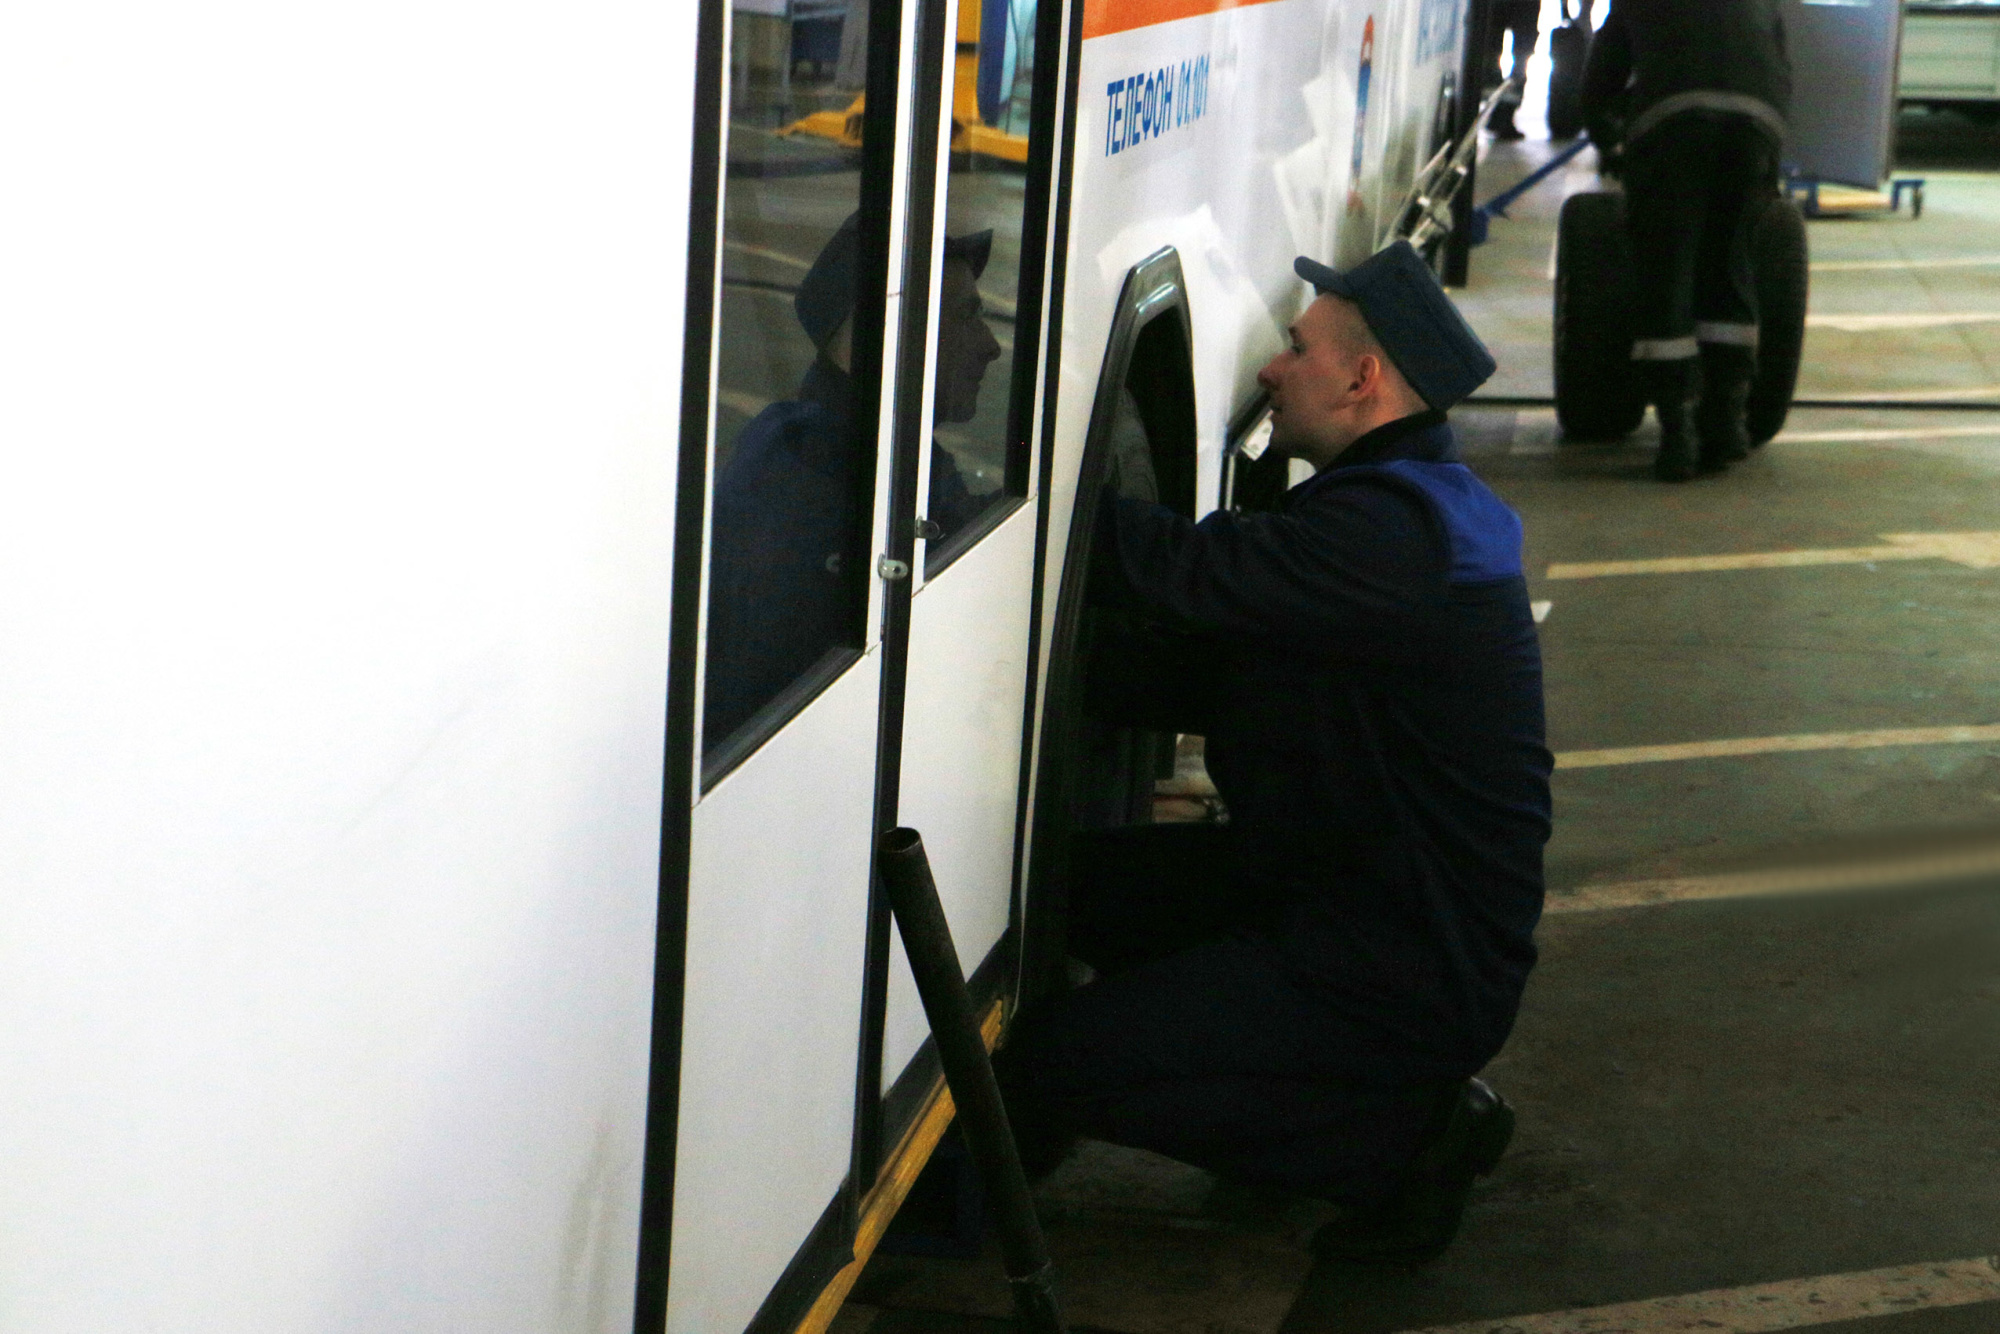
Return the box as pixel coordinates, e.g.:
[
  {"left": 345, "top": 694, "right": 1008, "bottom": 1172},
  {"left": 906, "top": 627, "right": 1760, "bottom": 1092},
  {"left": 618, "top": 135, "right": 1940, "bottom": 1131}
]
[
  {"left": 1484, "top": 0, "right": 1542, "bottom": 140},
  {"left": 1581, "top": 0, "right": 1791, "bottom": 480}
]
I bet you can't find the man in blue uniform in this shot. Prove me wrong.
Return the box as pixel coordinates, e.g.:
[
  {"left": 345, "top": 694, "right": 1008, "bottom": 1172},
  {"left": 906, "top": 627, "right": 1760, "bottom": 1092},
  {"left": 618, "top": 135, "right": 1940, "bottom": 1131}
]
[{"left": 997, "top": 241, "right": 1552, "bottom": 1263}]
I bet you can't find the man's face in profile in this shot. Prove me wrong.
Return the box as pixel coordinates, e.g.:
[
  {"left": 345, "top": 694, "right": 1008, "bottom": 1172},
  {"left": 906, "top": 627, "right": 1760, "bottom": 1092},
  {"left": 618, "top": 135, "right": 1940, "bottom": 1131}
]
[
  {"left": 934, "top": 257, "right": 1004, "bottom": 424},
  {"left": 1258, "top": 294, "right": 1376, "bottom": 464}
]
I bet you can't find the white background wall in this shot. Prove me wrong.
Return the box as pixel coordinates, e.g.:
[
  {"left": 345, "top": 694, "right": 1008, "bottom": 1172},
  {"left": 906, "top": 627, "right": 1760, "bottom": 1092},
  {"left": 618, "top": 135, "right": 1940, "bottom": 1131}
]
[{"left": 0, "top": 4, "right": 691, "bottom": 1329}]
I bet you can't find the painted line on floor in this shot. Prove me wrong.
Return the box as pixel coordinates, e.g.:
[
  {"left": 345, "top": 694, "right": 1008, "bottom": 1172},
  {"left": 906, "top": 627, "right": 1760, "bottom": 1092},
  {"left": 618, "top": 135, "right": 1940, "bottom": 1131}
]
[
  {"left": 1814, "top": 253, "right": 2000, "bottom": 271},
  {"left": 1555, "top": 723, "right": 2000, "bottom": 770},
  {"left": 1549, "top": 842, "right": 2000, "bottom": 914},
  {"left": 724, "top": 238, "right": 813, "bottom": 270},
  {"left": 1545, "top": 531, "right": 2000, "bottom": 580},
  {"left": 1807, "top": 311, "right": 2000, "bottom": 332},
  {"left": 1804, "top": 384, "right": 2000, "bottom": 401},
  {"left": 1776, "top": 424, "right": 2000, "bottom": 444},
  {"left": 1400, "top": 1255, "right": 2000, "bottom": 1333}
]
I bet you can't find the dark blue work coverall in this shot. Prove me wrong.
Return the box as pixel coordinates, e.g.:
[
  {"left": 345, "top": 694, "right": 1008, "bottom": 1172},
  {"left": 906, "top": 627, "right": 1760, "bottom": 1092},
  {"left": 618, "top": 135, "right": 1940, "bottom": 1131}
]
[{"left": 997, "top": 410, "right": 1552, "bottom": 1206}]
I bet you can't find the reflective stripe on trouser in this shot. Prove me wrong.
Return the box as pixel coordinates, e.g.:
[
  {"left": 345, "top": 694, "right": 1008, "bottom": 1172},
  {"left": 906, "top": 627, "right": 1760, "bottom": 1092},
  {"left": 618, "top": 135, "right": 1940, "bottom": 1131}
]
[
  {"left": 1633, "top": 336, "right": 1699, "bottom": 361},
  {"left": 1622, "top": 112, "right": 1778, "bottom": 365},
  {"left": 1696, "top": 321, "right": 1758, "bottom": 348}
]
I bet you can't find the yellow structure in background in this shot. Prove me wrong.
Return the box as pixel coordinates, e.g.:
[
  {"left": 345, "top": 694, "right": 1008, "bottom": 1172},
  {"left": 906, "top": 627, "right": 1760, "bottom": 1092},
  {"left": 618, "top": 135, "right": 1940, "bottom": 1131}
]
[{"left": 780, "top": 0, "right": 1030, "bottom": 162}]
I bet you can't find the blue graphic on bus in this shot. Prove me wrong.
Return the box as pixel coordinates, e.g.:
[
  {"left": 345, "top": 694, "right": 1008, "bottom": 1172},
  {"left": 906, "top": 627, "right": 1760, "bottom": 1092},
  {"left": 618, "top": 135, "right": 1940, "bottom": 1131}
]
[
  {"left": 1105, "top": 55, "right": 1210, "bottom": 156},
  {"left": 1346, "top": 17, "right": 1374, "bottom": 211},
  {"left": 1415, "top": 0, "right": 1463, "bottom": 65}
]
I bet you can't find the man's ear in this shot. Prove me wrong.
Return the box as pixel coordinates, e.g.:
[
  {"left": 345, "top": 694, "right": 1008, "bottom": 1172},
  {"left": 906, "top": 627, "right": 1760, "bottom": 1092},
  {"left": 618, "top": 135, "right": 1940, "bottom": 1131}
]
[{"left": 1350, "top": 351, "right": 1381, "bottom": 399}]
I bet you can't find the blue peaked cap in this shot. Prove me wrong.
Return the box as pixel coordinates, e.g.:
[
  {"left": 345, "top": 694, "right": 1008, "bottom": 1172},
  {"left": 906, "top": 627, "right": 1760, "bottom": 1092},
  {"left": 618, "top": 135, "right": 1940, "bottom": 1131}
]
[{"left": 1293, "top": 240, "right": 1495, "bottom": 410}]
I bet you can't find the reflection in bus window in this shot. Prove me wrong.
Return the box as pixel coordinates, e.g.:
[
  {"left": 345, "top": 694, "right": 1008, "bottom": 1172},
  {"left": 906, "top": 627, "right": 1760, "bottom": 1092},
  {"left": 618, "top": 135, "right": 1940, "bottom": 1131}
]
[
  {"left": 926, "top": 231, "right": 1005, "bottom": 545},
  {"left": 923, "top": 0, "right": 1040, "bottom": 573},
  {"left": 703, "top": 2, "right": 874, "bottom": 769}
]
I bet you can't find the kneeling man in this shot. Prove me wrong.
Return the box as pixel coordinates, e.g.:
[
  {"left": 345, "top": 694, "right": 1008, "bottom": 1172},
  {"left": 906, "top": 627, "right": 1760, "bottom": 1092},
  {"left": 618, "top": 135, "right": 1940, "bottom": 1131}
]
[{"left": 998, "top": 241, "right": 1552, "bottom": 1262}]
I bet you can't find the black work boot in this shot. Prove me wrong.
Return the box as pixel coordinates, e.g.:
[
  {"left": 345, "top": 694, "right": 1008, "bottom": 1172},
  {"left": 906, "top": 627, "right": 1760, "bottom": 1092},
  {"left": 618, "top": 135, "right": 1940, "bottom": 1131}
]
[
  {"left": 1312, "top": 1078, "right": 1517, "bottom": 1265},
  {"left": 1489, "top": 104, "right": 1525, "bottom": 141},
  {"left": 1695, "top": 342, "right": 1756, "bottom": 471},
  {"left": 1638, "top": 358, "right": 1702, "bottom": 482}
]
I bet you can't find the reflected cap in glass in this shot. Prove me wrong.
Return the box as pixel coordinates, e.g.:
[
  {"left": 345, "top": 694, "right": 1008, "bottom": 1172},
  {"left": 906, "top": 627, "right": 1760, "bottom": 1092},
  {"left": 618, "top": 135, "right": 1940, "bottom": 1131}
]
[{"left": 794, "top": 212, "right": 994, "bottom": 350}]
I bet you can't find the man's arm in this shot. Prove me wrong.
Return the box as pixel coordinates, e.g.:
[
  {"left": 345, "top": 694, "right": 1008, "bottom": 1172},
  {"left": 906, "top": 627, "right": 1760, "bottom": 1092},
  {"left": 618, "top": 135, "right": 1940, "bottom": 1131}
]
[{"left": 1092, "top": 480, "right": 1450, "bottom": 660}]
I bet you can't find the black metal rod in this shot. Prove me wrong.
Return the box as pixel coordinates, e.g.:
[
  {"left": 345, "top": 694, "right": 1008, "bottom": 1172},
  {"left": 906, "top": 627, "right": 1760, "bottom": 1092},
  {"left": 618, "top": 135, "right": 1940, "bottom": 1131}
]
[{"left": 877, "top": 828, "right": 1068, "bottom": 1334}]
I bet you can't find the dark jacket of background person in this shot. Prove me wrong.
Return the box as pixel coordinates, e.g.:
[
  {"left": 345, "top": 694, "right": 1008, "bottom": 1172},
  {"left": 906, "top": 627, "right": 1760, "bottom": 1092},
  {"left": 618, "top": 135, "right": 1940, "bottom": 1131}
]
[
  {"left": 1581, "top": 0, "right": 1792, "bottom": 151},
  {"left": 1089, "top": 411, "right": 1553, "bottom": 1073}
]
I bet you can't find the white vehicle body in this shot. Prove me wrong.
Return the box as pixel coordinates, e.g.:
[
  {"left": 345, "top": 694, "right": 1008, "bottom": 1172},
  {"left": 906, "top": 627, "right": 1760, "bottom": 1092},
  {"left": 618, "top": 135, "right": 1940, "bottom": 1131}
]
[{"left": 1, "top": 0, "right": 1463, "bottom": 1331}]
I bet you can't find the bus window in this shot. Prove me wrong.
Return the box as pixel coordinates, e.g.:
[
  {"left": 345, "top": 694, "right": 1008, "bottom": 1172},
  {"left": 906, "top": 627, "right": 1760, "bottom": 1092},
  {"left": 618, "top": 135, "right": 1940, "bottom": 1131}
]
[
  {"left": 701, "top": 3, "right": 879, "bottom": 777},
  {"left": 923, "top": 0, "right": 1039, "bottom": 574}
]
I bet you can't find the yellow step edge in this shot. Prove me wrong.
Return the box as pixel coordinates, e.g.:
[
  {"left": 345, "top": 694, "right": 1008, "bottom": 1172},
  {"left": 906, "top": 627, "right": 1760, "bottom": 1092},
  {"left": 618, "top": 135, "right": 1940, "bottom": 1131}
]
[{"left": 792, "top": 998, "right": 1007, "bottom": 1334}]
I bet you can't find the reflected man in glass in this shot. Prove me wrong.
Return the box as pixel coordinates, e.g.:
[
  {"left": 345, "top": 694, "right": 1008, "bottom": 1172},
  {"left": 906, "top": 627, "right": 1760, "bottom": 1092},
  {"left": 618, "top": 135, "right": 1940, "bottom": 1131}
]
[{"left": 705, "top": 214, "right": 1005, "bottom": 753}]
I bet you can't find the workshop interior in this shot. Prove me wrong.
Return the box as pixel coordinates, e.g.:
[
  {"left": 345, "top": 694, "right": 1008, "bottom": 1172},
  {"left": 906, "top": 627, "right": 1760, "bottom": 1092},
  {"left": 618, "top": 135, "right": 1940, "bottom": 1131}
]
[{"left": 5, "top": 2, "right": 2000, "bottom": 1333}]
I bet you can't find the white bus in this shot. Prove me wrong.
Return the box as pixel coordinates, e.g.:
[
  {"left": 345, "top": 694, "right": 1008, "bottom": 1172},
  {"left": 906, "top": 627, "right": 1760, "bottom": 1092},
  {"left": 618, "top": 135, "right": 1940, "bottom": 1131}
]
[{"left": 3, "top": 0, "right": 1476, "bottom": 1330}]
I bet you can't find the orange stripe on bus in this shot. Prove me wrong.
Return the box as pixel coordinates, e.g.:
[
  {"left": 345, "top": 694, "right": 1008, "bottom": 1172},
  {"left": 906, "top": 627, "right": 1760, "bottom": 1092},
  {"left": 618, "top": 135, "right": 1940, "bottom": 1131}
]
[{"left": 1082, "top": 0, "right": 1287, "bottom": 41}]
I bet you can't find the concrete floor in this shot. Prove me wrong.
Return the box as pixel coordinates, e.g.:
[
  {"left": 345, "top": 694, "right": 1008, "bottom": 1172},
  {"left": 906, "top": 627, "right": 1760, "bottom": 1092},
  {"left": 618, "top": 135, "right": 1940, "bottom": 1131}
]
[{"left": 833, "top": 111, "right": 2000, "bottom": 1334}]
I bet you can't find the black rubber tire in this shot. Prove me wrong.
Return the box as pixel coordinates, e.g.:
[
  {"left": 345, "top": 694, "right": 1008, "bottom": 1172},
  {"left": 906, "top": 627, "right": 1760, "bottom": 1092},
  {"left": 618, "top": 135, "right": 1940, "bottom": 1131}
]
[
  {"left": 1746, "top": 194, "right": 1808, "bottom": 445},
  {"left": 1554, "top": 191, "right": 1647, "bottom": 440},
  {"left": 1546, "top": 23, "right": 1589, "bottom": 140}
]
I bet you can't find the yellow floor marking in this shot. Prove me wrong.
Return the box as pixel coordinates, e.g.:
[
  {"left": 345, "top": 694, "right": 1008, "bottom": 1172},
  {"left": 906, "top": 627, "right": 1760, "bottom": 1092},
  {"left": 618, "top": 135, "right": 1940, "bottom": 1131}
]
[
  {"left": 1548, "top": 841, "right": 2000, "bottom": 914},
  {"left": 1806, "top": 384, "right": 2000, "bottom": 401},
  {"left": 1546, "top": 531, "right": 2000, "bottom": 580},
  {"left": 1807, "top": 311, "right": 2000, "bottom": 332},
  {"left": 1815, "top": 253, "right": 2000, "bottom": 270},
  {"left": 1400, "top": 1256, "right": 2000, "bottom": 1334},
  {"left": 1776, "top": 424, "right": 2000, "bottom": 444},
  {"left": 793, "top": 1002, "right": 1005, "bottom": 1334},
  {"left": 1556, "top": 723, "right": 2000, "bottom": 770}
]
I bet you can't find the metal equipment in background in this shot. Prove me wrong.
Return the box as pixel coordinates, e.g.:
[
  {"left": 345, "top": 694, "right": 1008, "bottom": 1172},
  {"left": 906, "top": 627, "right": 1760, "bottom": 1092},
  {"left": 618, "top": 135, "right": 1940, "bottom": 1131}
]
[
  {"left": 1387, "top": 76, "right": 1523, "bottom": 263},
  {"left": 878, "top": 828, "right": 1069, "bottom": 1334},
  {"left": 1466, "top": 136, "right": 1591, "bottom": 244},
  {"left": 1782, "top": 0, "right": 1905, "bottom": 189}
]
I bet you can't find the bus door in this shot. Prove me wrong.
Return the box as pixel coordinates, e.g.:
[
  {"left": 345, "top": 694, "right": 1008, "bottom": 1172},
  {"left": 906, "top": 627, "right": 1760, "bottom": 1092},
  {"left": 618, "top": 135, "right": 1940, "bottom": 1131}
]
[
  {"left": 879, "top": 0, "right": 1053, "bottom": 1123},
  {"left": 666, "top": 5, "right": 909, "bottom": 1324}
]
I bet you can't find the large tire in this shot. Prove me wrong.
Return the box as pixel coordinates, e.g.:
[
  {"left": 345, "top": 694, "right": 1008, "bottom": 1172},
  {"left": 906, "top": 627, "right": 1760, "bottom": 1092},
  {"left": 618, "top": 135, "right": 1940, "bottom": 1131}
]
[
  {"left": 1554, "top": 191, "right": 1647, "bottom": 440},
  {"left": 1746, "top": 194, "right": 1808, "bottom": 446},
  {"left": 1546, "top": 22, "right": 1589, "bottom": 140}
]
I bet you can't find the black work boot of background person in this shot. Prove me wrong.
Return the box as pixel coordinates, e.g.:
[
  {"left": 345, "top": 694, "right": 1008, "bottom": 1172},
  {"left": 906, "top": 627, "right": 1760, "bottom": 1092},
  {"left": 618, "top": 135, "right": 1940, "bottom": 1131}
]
[
  {"left": 1696, "top": 342, "right": 1755, "bottom": 470},
  {"left": 1639, "top": 358, "right": 1702, "bottom": 482}
]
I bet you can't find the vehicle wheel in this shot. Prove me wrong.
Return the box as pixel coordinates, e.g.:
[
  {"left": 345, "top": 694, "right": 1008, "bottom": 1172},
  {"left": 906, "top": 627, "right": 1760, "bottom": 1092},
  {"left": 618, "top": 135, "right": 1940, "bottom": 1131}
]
[
  {"left": 1554, "top": 191, "right": 1646, "bottom": 440},
  {"left": 1747, "top": 194, "right": 1808, "bottom": 445},
  {"left": 1546, "top": 23, "right": 1589, "bottom": 140}
]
